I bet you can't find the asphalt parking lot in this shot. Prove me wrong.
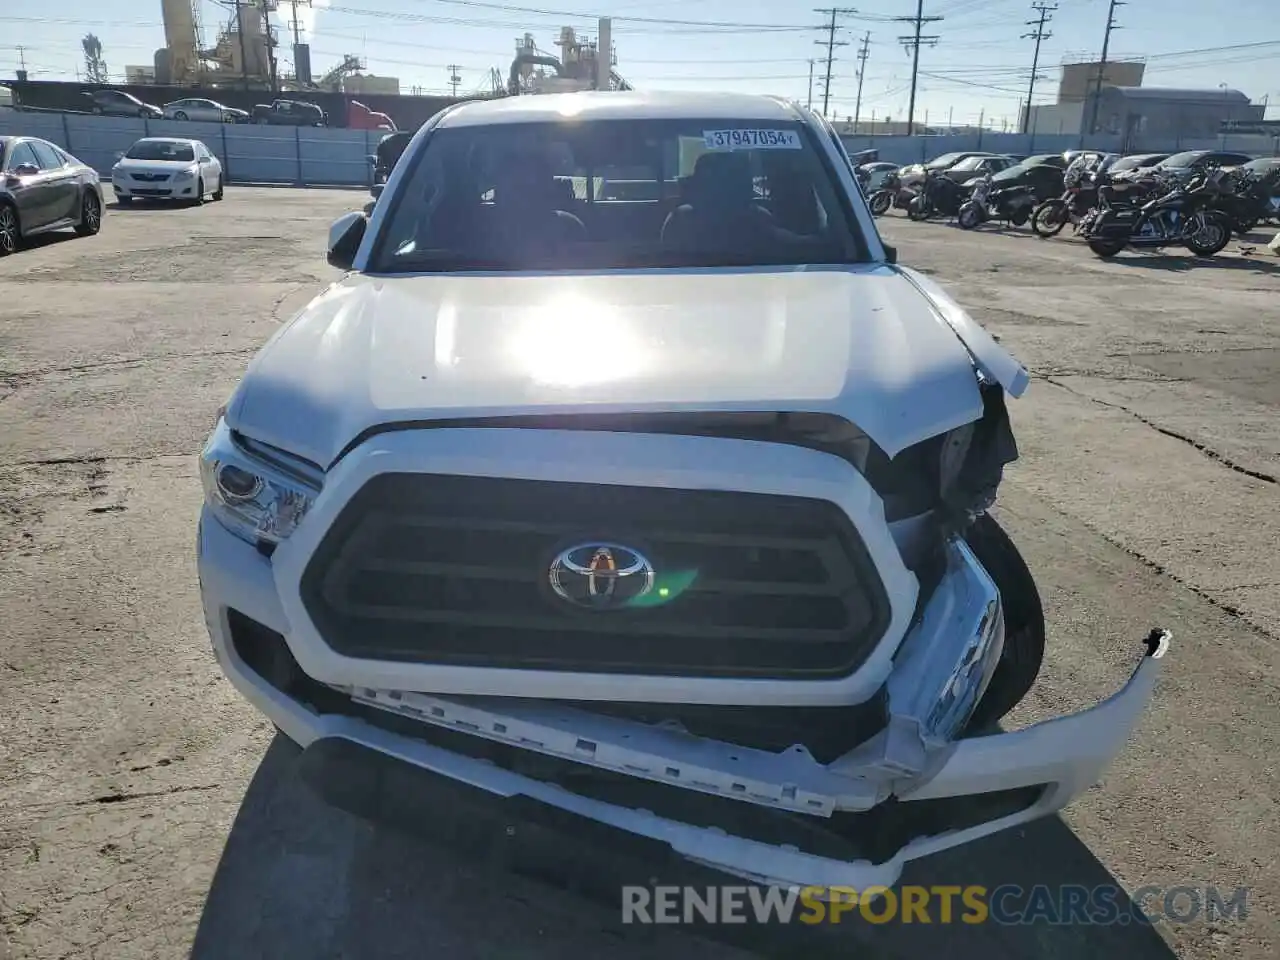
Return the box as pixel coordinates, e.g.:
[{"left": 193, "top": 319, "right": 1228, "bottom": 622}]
[{"left": 1, "top": 188, "right": 1277, "bottom": 960}]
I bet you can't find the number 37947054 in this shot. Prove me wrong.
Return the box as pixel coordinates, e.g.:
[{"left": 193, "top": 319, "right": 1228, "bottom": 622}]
[{"left": 702, "top": 129, "right": 802, "bottom": 150}]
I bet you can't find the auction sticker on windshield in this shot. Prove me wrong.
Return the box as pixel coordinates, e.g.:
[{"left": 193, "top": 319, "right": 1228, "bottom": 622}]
[{"left": 703, "top": 129, "right": 802, "bottom": 150}]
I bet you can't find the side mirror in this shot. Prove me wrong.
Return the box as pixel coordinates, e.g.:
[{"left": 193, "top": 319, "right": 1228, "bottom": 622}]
[
  {"left": 366, "top": 154, "right": 378, "bottom": 167},
  {"left": 114, "top": 151, "right": 125, "bottom": 162},
  {"left": 12, "top": 163, "right": 39, "bottom": 177},
  {"left": 370, "top": 182, "right": 384, "bottom": 200},
  {"left": 327, "top": 212, "right": 367, "bottom": 270},
  {"left": 883, "top": 243, "right": 898, "bottom": 265}
]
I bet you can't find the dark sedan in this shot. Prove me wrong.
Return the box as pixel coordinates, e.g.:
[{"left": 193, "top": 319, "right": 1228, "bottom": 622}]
[
  {"left": 0, "top": 136, "right": 104, "bottom": 255},
  {"left": 977, "top": 157, "right": 1066, "bottom": 200},
  {"left": 938, "top": 153, "right": 1019, "bottom": 183},
  {"left": 1108, "top": 153, "right": 1169, "bottom": 174},
  {"left": 857, "top": 161, "right": 900, "bottom": 191},
  {"left": 83, "top": 88, "right": 164, "bottom": 119},
  {"left": 1019, "top": 152, "right": 1068, "bottom": 169},
  {"left": 1153, "top": 149, "right": 1255, "bottom": 182}
]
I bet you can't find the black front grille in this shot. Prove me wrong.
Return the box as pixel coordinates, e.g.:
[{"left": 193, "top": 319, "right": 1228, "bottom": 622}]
[{"left": 300, "top": 474, "right": 890, "bottom": 679}]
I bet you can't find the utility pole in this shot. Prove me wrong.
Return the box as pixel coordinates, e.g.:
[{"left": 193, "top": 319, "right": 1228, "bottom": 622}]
[
  {"left": 233, "top": 0, "right": 251, "bottom": 89},
  {"left": 853, "top": 32, "right": 870, "bottom": 133},
  {"left": 288, "top": 0, "right": 309, "bottom": 48},
  {"left": 814, "top": 8, "right": 855, "bottom": 118},
  {"left": 896, "top": 0, "right": 942, "bottom": 136},
  {"left": 1087, "top": 0, "right": 1123, "bottom": 136},
  {"left": 807, "top": 59, "right": 815, "bottom": 110},
  {"left": 447, "top": 64, "right": 462, "bottom": 96},
  {"left": 1021, "top": 2, "right": 1055, "bottom": 134}
]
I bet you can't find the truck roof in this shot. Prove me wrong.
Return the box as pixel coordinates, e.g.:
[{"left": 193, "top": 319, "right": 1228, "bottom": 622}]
[{"left": 437, "top": 90, "right": 804, "bottom": 128}]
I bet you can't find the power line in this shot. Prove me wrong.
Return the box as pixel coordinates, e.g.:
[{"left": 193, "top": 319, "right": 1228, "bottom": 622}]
[
  {"left": 1021, "top": 2, "right": 1054, "bottom": 133},
  {"left": 814, "top": 8, "right": 855, "bottom": 118},
  {"left": 897, "top": 0, "right": 943, "bottom": 136},
  {"left": 853, "top": 32, "right": 870, "bottom": 131},
  {"left": 1087, "top": 0, "right": 1124, "bottom": 135}
]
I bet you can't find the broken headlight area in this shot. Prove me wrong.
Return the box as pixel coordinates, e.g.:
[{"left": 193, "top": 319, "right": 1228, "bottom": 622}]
[{"left": 200, "top": 419, "right": 324, "bottom": 550}]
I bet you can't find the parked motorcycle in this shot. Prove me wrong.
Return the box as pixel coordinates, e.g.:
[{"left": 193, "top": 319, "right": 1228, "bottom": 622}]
[
  {"left": 1073, "top": 169, "right": 1178, "bottom": 238},
  {"left": 1081, "top": 170, "right": 1235, "bottom": 259},
  {"left": 957, "top": 172, "right": 1037, "bottom": 230},
  {"left": 1215, "top": 166, "right": 1280, "bottom": 236},
  {"left": 907, "top": 169, "right": 967, "bottom": 221},
  {"left": 1031, "top": 165, "right": 1103, "bottom": 237},
  {"left": 868, "top": 170, "right": 910, "bottom": 216}
]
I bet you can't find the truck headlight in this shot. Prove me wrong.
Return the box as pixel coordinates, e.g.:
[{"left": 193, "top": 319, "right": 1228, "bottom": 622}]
[{"left": 199, "top": 418, "right": 321, "bottom": 546}]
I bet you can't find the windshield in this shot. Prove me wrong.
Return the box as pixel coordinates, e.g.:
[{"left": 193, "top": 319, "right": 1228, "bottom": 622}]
[
  {"left": 1110, "top": 155, "right": 1153, "bottom": 172},
  {"left": 926, "top": 152, "right": 968, "bottom": 169},
  {"left": 125, "top": 140, "right": 195, "bottom": 162},
  {"left": 1160, "top": 151, "right": 1207, "bottom": 168},
  {"left": 949, "top": 156, "right": 989, "bottom": 172},
  {"left": 991, "top": 163, "right": 1028, "bottom": 181},
  {"left": 372, "top": 118, "right": 865, "bottom": 273}
]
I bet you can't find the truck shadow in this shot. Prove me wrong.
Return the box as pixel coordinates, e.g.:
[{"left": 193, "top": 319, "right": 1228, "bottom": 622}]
[
  {"left": 191, "top": 734, "right": 1178, "bottom": 960},
  {"left": 1106, "top": 251, "right": 1279, "bottom": 274}
]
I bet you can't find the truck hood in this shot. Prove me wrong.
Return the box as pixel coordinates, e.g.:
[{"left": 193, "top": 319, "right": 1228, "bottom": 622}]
[{"left": 228, "top": 265, "right": 1023, "bottom": 468}]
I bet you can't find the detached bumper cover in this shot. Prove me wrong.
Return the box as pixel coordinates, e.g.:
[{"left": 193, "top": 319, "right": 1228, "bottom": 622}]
[{"left": 201, "top": 509, "right": 1168, "bottom": 890}]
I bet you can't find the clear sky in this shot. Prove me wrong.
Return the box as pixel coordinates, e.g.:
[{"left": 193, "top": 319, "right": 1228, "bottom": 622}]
[{"left": 3, "top": 0, "right": 1277, "bottom": 129}]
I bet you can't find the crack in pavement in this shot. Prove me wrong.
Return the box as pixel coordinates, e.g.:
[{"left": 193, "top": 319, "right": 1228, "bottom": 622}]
[
  {"left": 0, "top": 348, "right": 257, "bottom": 387},
  {"left": 1043, "top": 376, "right": 1278, "bottom": 485},
  {"left": 6, "top": 785, "right": 229, "bottom": 818},
  {"left": 269, "top": 282, "right": 311, "bottom": 322},
  {"left": 10, "top": 453, "right": 194, "bottom": 469},
  {"left": 81, "top": 785, "right": 224, "bottom": 807},
  {"left": 1035, "top": 368, "right": 1187, "bottom": 382},
  {"left": 1035, "top": 496, "right": 1280, "bottom": 644}
]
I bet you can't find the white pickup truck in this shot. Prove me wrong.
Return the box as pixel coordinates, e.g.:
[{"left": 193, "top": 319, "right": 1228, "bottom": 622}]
[{"left": 197, "top": 90, "right": 1167, "bottom": 894}]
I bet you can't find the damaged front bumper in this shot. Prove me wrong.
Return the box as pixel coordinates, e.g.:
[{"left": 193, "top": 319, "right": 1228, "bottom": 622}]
[{"left": 200, "top": 511, "right": 1169, "bottom": 891}]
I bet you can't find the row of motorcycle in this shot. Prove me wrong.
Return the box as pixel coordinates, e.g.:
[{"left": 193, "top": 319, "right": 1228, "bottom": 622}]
[{"left": 860, "top": 162, "right": 1280, "bottom": 259}]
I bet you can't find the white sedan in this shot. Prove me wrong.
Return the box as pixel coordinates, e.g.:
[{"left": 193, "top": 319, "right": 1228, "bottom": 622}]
[{"left": 110, "top": 137, "right": 224, "bottom": 205}]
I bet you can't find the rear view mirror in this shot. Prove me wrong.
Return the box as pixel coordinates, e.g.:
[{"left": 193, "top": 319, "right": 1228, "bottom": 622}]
[{"left": 327, "top": 212, "right": 367, "bottom": 270}]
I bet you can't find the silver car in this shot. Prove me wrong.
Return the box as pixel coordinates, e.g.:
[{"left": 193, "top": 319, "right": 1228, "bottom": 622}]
[{"left": 162, "top": 98, "right": 241, "bottom": 123}]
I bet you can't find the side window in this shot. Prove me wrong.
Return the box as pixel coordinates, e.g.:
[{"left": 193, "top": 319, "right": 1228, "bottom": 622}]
[
  {"left": 29, "top": 141, "right": 63, "bottom": 170},
  {"left": 7, "top": 142, "right": 39, "bottom": 171}
]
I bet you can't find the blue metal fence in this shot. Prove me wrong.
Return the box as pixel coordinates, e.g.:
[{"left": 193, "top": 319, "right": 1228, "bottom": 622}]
[
  {"left": 2, "top": 110, "right": 1276, "bottom": 188},
  {"left": 0, "top": 111, "right": 380, "bottom": 187}
]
